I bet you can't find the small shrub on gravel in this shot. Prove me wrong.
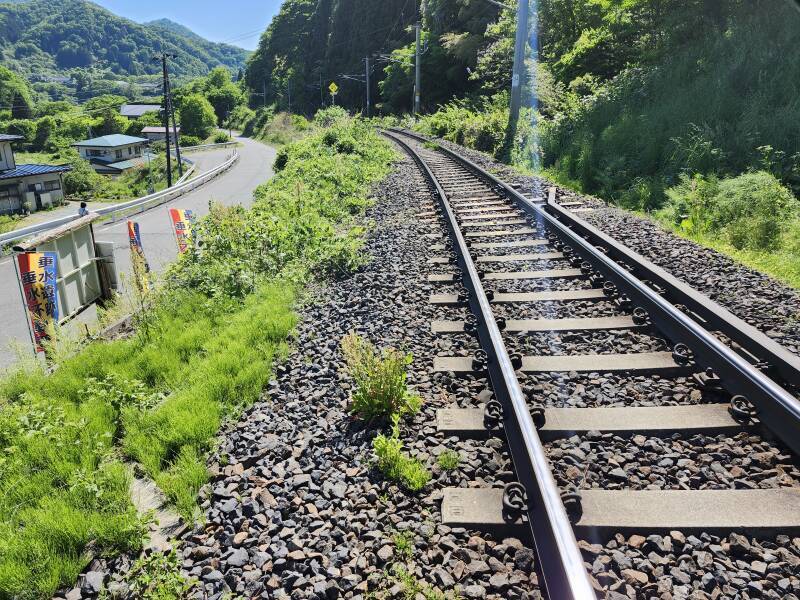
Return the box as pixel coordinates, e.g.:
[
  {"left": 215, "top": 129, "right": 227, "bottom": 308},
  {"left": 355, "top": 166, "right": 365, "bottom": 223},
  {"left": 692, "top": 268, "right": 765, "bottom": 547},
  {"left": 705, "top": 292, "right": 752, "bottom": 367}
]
[
  {"left": 341, "top": 332, "right": 421, "bottom": 421},
  {"left": 437, "top": 449, "right": 461, "bottom": 471},
  {"left": 388, "top": 564, "right": 450, "bottom": 600},
  {"left": 392, "top": 530, "right": 414, "bottom": 559},
  {"left": 123, "top": 549, "right": 194, "bottom": 599},
  {"left": 373, "top": 417, "right": 431, "bottom": 492}
]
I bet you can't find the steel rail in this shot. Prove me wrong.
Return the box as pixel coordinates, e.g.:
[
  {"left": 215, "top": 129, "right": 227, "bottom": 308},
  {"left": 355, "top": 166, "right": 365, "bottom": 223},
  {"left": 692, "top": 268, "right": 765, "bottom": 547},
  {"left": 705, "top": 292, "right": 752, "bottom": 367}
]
[
  {"left": 383, "top": 130, "right": 597, "bottom": 600},
  {"left": 543, "top": 200, "right": 800, "bottom": 389},
  {"left": 389, "top": 128, "right": 800, "bottom": 457}
]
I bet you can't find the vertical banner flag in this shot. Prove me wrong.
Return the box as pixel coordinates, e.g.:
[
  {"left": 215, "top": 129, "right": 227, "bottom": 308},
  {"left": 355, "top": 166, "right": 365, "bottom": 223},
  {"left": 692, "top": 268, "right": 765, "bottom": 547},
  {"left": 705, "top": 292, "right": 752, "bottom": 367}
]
[
  {"left": 127, "top": 220, "right": 150, "bottom": 293},
  {"left": 168, "top": 208, "right": 196, "bottom": 254},
  {"left": 16, "top": 251, "right": 59, "bottom": 352},
  {"left": 127, "top": 221, "right": 150, "bottom": 271}
]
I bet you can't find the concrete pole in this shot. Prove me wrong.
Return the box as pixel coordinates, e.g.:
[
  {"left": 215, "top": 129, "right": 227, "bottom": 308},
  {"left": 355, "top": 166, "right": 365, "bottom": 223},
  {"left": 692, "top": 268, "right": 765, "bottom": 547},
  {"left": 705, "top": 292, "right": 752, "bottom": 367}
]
[
  {"left": 414, "top": 21, "right": 422, "bottom": 115},
  {"left": 160, "top": 56, "right": 173, "bottom": 188},
  {"left": 509, "top": 0, "right": 530, "bottom": 132}
]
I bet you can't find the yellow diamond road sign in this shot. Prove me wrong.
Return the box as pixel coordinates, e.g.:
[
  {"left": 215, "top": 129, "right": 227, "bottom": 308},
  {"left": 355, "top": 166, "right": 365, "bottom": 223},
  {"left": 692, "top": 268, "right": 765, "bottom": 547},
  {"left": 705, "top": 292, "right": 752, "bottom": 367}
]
[{"left": 329, "top": 82, "right": 338, "bottom": 95}]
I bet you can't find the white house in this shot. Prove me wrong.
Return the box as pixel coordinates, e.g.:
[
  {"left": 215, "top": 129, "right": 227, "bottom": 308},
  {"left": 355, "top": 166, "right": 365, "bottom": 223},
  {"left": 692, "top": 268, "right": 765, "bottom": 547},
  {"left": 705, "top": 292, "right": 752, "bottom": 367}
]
[
  {"left": 72, "top": 134, "right": 152, "bottom": 175},
  {"left": 141, "top": 126, "right": 180, "bottom": 147},
  {"left": 0, "top": 134, "right": 71, "bottom": 216}
]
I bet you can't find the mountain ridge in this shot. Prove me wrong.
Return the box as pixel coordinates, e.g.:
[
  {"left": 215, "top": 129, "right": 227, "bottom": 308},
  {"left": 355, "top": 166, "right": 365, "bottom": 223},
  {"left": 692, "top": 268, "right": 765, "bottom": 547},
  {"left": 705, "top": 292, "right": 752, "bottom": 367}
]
[{"left": 0, "top": 0, "right": 249, "bottom": 86}]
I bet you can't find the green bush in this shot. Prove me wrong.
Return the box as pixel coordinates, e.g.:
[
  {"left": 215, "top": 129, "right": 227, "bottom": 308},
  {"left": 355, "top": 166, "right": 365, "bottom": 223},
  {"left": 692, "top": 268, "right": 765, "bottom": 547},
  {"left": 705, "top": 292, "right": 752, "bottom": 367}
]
[
  {"left": 170, "top": 114, "right": 394, "bottom": 297},
  {"left": 437, "top": 449, "right": 461, "bottom": 471},
  {"left": 212, "top": 131, "right": 230, "bottom": 144},
  {"left": 178, "top": 94, "right": 217, "bottom": 138},
  {"left": 341, "top": 333, "right": 421, "bottom": 421},
  {"left": 314, "top": 105, "right": 348, "bottom": 127},
  {"left": 659, "top": 171, "right": 800, "bottom": 251},
  {"left": 179, "top": 135, "right": 203, "bottom": 147}
]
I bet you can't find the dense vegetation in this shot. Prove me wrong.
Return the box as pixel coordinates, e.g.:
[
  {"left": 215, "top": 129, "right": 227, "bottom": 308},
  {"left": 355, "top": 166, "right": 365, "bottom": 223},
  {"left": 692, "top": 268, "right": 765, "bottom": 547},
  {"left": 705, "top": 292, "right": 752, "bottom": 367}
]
[
  {"left": 0, "top": 0, "right": 249, "bottom": 100},
  {"left": 408, "top": 0, "right": 800, "bottom": 287},
  {"left": 0, "top": 110, "right": 394, "bottom": 597}
]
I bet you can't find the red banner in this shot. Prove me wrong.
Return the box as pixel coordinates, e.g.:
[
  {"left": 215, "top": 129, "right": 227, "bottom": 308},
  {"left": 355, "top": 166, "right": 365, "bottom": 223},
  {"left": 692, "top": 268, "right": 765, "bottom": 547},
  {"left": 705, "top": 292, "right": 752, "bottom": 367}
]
[{"left": 168, "top": 208, "right": 196, "bottom": 254}]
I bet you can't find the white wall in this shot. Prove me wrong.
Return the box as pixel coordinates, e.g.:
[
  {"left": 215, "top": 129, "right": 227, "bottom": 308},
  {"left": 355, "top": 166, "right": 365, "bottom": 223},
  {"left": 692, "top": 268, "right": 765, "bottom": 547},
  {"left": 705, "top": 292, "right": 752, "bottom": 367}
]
[{"left": 0, "top": 142, "right": 16, "bottom": 171}]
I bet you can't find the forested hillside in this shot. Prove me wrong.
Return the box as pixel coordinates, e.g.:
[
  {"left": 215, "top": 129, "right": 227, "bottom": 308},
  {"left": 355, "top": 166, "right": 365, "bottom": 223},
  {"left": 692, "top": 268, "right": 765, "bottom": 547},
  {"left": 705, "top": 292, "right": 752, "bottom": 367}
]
[
  {"left": 245, "top": 0, "right": 506, "bottom": 114},
  {"left": 0, "top": 0, "right": 249, "bottom": 98}
]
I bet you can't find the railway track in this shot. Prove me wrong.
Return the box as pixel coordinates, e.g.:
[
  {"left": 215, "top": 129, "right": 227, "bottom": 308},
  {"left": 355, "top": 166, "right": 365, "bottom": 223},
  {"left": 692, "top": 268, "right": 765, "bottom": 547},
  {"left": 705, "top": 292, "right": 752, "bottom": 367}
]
[{"left": 383, "top": 128, "right": 800, "bottom": 599}]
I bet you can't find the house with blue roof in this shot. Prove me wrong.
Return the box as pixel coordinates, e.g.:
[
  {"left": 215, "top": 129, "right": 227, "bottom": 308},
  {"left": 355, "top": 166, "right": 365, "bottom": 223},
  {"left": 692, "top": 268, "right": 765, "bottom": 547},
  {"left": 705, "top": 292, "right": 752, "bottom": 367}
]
[
  {"left": 0, "top": 134, "right": 71, "bottom": 216},
  {"left": 72, "top": 134, "right": 153, "bottom": 175}
]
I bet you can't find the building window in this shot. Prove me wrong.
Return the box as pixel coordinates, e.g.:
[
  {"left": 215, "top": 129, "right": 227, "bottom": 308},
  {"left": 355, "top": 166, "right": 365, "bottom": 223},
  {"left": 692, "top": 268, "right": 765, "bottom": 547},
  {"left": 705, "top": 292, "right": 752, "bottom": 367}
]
[
  {"left": 115, "top": 149, "right": 123, "bottom": 160},
  {"left": 43, "top": 180, "right": 61, "bottom": 192},
  {"left": 88, "top": 149, "right": 102, "bottom": 157},
  {"left": 0, "top": 184, "right": 21, "bottom": 214},
  {"left": 128, "top": 147, "right": 133, "bottom": 156}
]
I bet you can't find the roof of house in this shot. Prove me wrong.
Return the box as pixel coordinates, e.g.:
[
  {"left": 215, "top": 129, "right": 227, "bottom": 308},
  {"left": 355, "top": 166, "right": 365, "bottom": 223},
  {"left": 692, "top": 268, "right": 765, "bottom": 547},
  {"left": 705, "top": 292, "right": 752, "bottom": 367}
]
[
  {"left": 93, "top": 152, "right": 155, "bottom": 172},
  {"left": 0, "top": 164, "right": 71, "bottom": 180},
  {"left": 141, "top": 126, "right": 181, "bottom": 134},
  {"left": 73, "top": 134, "right": 148, "bottom": 148},
  {"left": 120, "top": 104, "right": 162, "bottom": 117},
  {"left": 0, "top": 134, "right": 24, "bottom": 142}
]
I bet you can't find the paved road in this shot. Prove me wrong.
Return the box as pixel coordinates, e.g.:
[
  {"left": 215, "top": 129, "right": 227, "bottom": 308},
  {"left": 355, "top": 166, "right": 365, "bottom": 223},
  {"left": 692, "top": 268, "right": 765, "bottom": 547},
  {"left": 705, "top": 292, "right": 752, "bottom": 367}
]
[{"left": 0, "top": 135, "right": 276, "bottom": 369}]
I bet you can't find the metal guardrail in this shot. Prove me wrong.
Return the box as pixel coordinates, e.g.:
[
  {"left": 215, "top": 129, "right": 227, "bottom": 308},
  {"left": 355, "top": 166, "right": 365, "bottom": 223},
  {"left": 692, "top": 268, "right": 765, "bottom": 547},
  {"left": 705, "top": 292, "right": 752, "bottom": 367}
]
[
  {"left": 179, "top": 141, "right": 238, "bottom": 153},
  {"left": 0, "top": 149, "right": 239, "bottom": 247}
]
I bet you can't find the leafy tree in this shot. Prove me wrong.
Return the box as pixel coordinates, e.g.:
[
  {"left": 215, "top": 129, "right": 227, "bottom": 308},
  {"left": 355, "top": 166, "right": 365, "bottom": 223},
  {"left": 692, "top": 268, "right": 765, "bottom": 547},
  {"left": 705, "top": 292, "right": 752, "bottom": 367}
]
[
  {"left": 0, "top": 66, "right": 34, "bottom": 119},
  {"left": 34, "top": 116, "right": 57, "bottom": 150},
  {"left": 206, "top": 83, "right": 243, "bottom": 124},
  {"left": 179, "top": 94, "right": 217, "bottom": 138}
]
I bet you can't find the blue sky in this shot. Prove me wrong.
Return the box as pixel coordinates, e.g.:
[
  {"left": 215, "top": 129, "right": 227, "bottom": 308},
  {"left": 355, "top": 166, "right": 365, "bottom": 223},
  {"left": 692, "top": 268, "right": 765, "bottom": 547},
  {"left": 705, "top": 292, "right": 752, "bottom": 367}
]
[{"left": 93, "top": 0, "right": 284, "bottom": 50}]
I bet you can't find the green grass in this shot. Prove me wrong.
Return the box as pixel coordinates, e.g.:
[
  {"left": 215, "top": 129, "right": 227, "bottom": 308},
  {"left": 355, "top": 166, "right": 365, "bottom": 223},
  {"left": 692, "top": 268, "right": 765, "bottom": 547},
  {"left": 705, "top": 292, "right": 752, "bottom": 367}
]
[
  {"left": 0, "top": 113, "right": 395, "bottom": 598},
  {"left": 372, "top": 418, "right": 431, "bottom": 492},
  {"left": 437, "top": 450, "right": 461, "bottom": 471},
  {"left": 392, "top": 530, "right": 414, "bottom": 560}
]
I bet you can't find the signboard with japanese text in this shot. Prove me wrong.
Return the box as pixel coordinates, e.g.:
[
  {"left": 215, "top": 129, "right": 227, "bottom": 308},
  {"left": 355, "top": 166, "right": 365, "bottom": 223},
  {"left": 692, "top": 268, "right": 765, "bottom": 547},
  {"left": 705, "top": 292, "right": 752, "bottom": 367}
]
[
  {"left": 16, "top": 251, "right": 58, "bottom": 352},
  {"left": 127, "top": 221, "right": 149, "bottom": 271},
  {"left": 168, "top": 208, "right": 196, "bottom": 254},
  {"left": 127, "top": 220, "right": 150, "bottom": 293}
]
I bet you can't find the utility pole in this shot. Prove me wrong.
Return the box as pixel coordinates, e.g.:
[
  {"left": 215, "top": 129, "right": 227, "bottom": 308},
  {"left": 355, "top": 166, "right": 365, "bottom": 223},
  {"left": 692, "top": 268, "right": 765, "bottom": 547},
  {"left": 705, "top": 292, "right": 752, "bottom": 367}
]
[
  {"left": 508, "top": 0, "right": 530, "bottom": 137},
  {"left": 365, "top": 57, "right": 371, "bottom": 117},
  {"left": 154, "top": 54, "right": 173, "bottom": 187},
  {"left": 164, "top": 58, "right": 183, "bottom": 179},
  {"left": 414, "top": 21, "right": 422, "bottom": 115}
]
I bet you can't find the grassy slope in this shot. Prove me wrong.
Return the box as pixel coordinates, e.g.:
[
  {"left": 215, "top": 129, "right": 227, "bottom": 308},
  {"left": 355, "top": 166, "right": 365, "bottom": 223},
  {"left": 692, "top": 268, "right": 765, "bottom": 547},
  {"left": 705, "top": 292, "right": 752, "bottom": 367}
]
[{"left": 0, "top": 114, "right": 395, "bottom": 597}]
